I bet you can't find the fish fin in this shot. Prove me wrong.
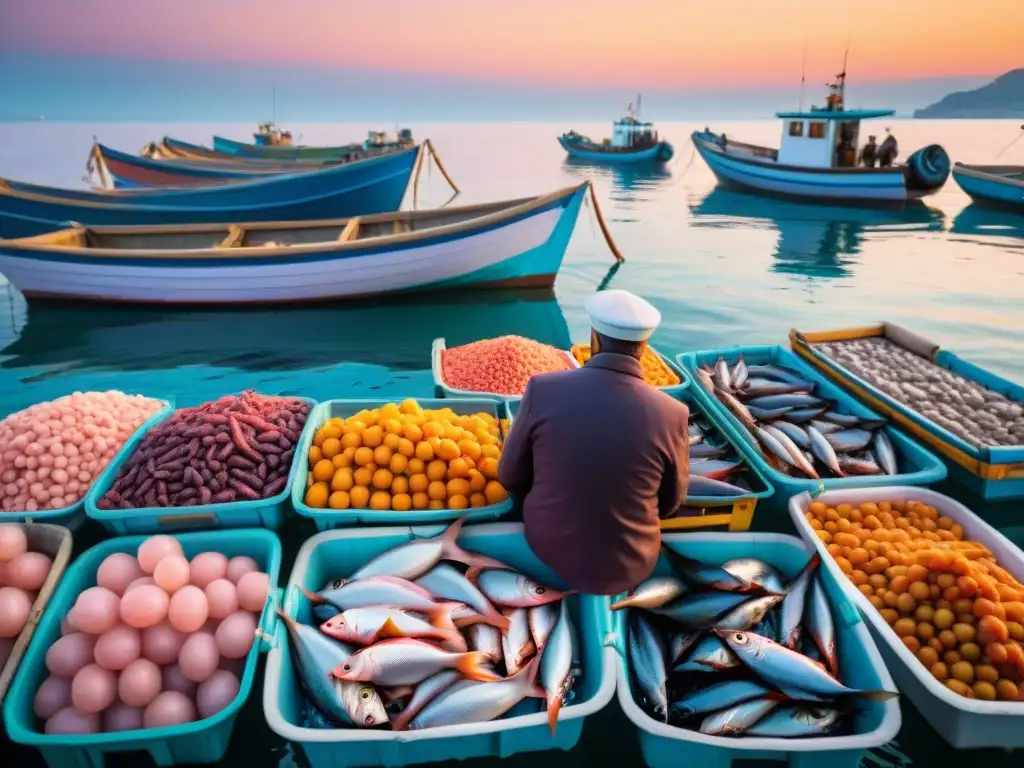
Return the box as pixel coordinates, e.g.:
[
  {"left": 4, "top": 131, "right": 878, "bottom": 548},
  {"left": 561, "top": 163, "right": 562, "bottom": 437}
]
[
  {"left": 857, "top": 690, "right": 899, "bottom": 702},
  {"left": 381, "top": 684, "right": 414, "bottom": 704},
  {"left": 425, "top": 602, "right": 462, "bottom": 631},
  {"left": 374, "top": 617, "right": 407, "bottom": 640},
  {"left": 299, "top": 585, "right": 326, "bottom": 604},
  {"left": 390, "top": 710, "right": 413, "bottom": 732},
  {"left": 547, "top": 695, "right": 563, "bottom": 735},
  {"left": 439, "top": 518, "right": 511, "bottom": 572},
  {"left": 456, "top": 651, "right": 502, "bottom": 682},
  {"left": 608, "top": 597, "right": 630, "bottom": 611},
  {"left": 464, "top": 565, "right": 483, "bottom": 585},
  {"left": 453, "top": 610, "right": 511, "bottom": 633}
]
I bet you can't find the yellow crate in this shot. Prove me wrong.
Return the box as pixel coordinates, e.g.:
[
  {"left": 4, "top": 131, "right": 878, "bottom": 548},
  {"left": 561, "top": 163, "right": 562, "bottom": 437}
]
[{"left": 660, "top": 497, "right": 757, "bottom": 532}]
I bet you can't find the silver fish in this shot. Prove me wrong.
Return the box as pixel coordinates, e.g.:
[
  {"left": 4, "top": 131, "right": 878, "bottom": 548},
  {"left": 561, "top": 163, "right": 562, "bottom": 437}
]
[
  {"left": 746, "top": 393, "right": 826, "bottom": 410},
  {"left": 825, "top": 429, "right": 873, "bottom": 453},
  {"left": 809, "top": 419, "right": 843, "bottom": 435},
  {"left": 416, "top": 563, "right": 509, "bottom": 631},
  {"left": 785, "top": 406, "right": 831, "bottom": 423},
  {"left": 731, "top": 355, "right": 748, "bottom": 390},
  {"left": 807, "top": 426, "right": 844, "bottom": 477},
  {"left": 745, "top": 365, "right": 811, "bottom": 385},
  {"left": 408, "top": 656, "right": 545, "bottom": 729},
  {"left": 671, "top": 679, "right": 775, "bottom": 718},
  {"left": 691, "top": 459, "right": 744, "bottom": 481},
  {"left": 276, "top": 609, "right": 388, "bottom": 728},
  {"left": 628, "top": 612, "right": 669, "bottom": 721},
  {"left": 661, "top": 547, "right": 762, "bottom": 592},
  {"left": 746, "top": 405, "right": 796, "bottom": 422},
  {"left": 837, "top": 456, "right": 882, "bottom": 476},
  {"left": 713, "top": 356, "right": 733, "bottom": 391},
  {"left": 501, "top": 607, "right": 536, "bottom": 675},
  {"left": 674, "top": 634, "right": 739, "bottom": 672},
  {"left": 471, "top": 568, "right": 571, "bottom": 608},
  {"left": 349, "top": 517, "right": 509, "bottom": 581},
  {"left": 744, "top": 705, "right": 842, "bottom": 737},
  {"left": 778, "top": 554, "right": 821, "bottom": 649},
  {"left": 302, "top": 576, "right": 438, "bottom": 612},
  {"left": 690, "top": 443, "right": 729, "bottom": 460},
  {"left": 390, "top": 670, "right": 461, "bottom": 731},
  {"left": 722, "top": 559, "right": 786, "bottom": 595},
  {"left": 716, "top": 387, "right": 758, "bottom": 431},
  {"left": 695, "top": 368, "right": 716, "bottom": 394},
  {"left": 718, "top": 630, "right": 897, "bottom": 700},
  {"left": 467, "top": 623, "right": 503, "bottom": 664},
  {"left": 714, "top": 595, "right": 785, "bottom": 631},
  {"left": 319, "top": 604, "right": 463, "bottom": 648},
  {"left": 771, "top": 421, "right": 810, "bottom": 449},
  {"left": 334, "top": 638, "right": 500, "bottom": 687},
  {"left": 872, "top": 430, "right": 897, "bottom": 475},
  {"left": 686, "top": 475, "right": 753, "bottom": 498},
  {"left": 742, "top": 380, "right": 814, "bottom": 397},
  {"left": 762, "top": 425, "right": 818, "bottom": 479},
  {"left": 668, "top": 631, "right": 701, "bottom": 667},
  {"left": 610, "top": 577, "right": 688, "bottom": 612},
  {"left": 529, "top": 602, "right": 559, "bottom": 649},
  {"left": 540, "top": 601, "right": 574, "bottom": 733},
  {"left": 756, "top": 426, "right": 801, "bottom": 470},
  {"left": 806, "top": 577, "right": 838, "bottom": 676},
  {"left": 699, "top": 697, "right": 780, "bottom": 736},
  {"left": 653, "top": 591, "right": 752, "bottom": 627},
  {"left": 820, "top": 410, "right": 861, "bottom": 428}
]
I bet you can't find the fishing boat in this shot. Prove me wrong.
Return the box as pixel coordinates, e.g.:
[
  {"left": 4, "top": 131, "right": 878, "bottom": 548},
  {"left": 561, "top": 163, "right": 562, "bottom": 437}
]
[
  {"left": 559, "top": 96, "right": 674, "bottom": 164},
  {"left": 253, "top": 121, "right": 293, "bottom": 146},
  {"left": 692, "top": 73, "right": 950, "bottom": 205},
  {"left": 0, "top": 147, "right": 422, "bottom": 240},
  {"left": 951, "top": 163, "right": 1024, "bottom": 211},
  {"left": 0, "top": 183, "right": 599, "bottom": 304},
  {"left": 214, "top": 128, "right": 415, "bottom": 162}
]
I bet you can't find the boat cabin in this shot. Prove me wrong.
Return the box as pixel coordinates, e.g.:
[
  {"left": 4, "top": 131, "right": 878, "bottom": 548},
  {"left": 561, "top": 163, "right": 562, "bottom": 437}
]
[
  {"left": 254, "top": 122, "right": 293, "bottom": 147},
  {"left": 610, "top": 115, "right": 659, "bottom": 150},
  {"left": 364, "top": 128, "right": 415, "bottom": 150},
  {"left": 775, "top": 109, "right": 893, "bottom": 168}
]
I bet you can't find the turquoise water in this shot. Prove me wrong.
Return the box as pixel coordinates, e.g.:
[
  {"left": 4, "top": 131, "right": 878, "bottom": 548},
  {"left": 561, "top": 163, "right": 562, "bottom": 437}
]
[{"left": 1, "top": 119, "right": 1024, "bottom": 767}]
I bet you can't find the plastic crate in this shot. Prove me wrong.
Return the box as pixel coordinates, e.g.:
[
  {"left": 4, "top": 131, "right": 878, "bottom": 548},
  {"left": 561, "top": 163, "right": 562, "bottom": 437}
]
[
  {"left": 613, "top": 532, "right": 901, "bottom": 767},
  {"left": 262, "top": 522, "right": 617, "bottom": 768},
  {"left": 569, "top": 344, "right": 690, "bottom": 395},
  {"left": 291, "top": 398, "right": 513, "bottom": 529},
  {"left": 84, "top": 398, "right": 315, "bottom": 534},
  {"left": 3, "top": 528, "right": 282, "bottom": 767},
  {"left": 431, "top": 337, "right": 579, "bottom": 402},
  {"left": 788, "top": 486, "right": 1024, "bottom": 748}
]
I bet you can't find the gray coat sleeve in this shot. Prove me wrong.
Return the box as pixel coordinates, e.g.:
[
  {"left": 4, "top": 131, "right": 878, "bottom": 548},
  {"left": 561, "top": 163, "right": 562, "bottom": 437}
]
[{"left": 498, "top": 379, "right": 537, "bottom": 495}]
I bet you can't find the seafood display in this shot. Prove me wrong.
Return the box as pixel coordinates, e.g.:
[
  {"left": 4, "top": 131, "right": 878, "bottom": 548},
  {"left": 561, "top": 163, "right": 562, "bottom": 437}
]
[
  {"left": 619, "top": 547, "right": 896, "bottom": 737},
  {"left": 301, "top": 399, "right": 509, "bottom": 512},
  {"left": 0, "top": 525, "right": 56, "bottom": 665},
  {"left": 32, "top": 535, "right": 270, "bottom": 734},
  {"left": 1, "top": 392, "right": 165, "bottom": 513},
  {"left": 808, "top": 497, "right": 1024, "bottom": 701},
  {"left": 440, "top": 336, "right": 574, "bottom": 396},
  {"left": 695, "top": 357, "right": 898, "bottom": 478},
  {"left": 681, "top": 412, "right": 764, "bottom": 502},
  {"left": 812, "top": 337, "right": 1024, "bottom": 449},
  {"left": 96, "top": 391, "right": 309, "bottom": 511},
  {"left": 571, "top": 345, "right": 680, "bottom": 388},
  {"left": 282, "top": 518, "right": 582, "bottom": 732}
]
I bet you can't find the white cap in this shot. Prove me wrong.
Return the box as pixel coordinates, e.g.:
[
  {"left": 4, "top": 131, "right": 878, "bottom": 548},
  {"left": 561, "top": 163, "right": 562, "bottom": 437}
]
[{"left": 585, "top": 289, "right": 661, "bottom": 342}]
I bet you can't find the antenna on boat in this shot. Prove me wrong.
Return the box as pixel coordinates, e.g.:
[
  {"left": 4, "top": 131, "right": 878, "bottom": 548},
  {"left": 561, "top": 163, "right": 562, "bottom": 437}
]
[
  {"left": 272, "top": 87, "right": 277, "bottom": 123},
  {"left": 798, "top": 41, "right": 807, "bottom": 112},
  {"left": 637, "top": 93, "right": 642, "bottom": 119}
]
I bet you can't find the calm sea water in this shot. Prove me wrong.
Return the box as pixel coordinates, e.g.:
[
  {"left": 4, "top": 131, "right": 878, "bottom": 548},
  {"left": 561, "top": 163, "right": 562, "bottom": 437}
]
[{"left": 1, "top": 120, "right": 1024, "bottom": 767}]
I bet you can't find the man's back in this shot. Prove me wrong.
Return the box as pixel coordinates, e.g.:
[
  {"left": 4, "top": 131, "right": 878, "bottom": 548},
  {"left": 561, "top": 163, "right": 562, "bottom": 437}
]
[{"left": 498, "top": 353, "right": 690, "bottom": 595}]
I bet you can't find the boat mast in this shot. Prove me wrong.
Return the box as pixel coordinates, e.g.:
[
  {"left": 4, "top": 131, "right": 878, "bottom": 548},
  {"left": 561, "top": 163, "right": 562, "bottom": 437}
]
[{"left": 798, "top": 42, "right": 807, "bottom": 112}]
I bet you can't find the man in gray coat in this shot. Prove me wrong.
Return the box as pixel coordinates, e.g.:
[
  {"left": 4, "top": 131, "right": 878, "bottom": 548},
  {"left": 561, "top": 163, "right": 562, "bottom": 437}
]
[{"left": 498, "top": 290, "right": 690, "bottom": 595}]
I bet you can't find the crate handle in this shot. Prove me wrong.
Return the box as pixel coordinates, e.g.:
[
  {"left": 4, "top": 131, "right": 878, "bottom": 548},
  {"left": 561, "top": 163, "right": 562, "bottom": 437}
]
[
  {"left": 157, "top": 512, "right": 217, "bottom": 529},
  {"left": 808, "top": 481, "right": 826, "bottom": 499}
]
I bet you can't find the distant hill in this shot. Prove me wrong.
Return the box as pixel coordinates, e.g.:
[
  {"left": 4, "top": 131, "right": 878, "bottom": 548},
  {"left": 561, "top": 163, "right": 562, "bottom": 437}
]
[{"left": 914, "top": 69, "right": 1024, "bottom": 118}]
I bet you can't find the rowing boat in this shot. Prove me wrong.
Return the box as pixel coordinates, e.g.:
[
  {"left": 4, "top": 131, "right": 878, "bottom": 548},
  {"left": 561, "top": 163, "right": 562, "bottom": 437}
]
[
  {"left": 213, "top": 135, "right": 368, "bottom": 161},
  {"left": 951, "top": 163, "right": 1024, "bottom": 211}
]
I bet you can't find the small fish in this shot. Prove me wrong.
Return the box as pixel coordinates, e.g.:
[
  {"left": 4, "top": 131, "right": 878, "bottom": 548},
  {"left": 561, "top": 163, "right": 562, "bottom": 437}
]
[
  {"left": 819, "top": 410, "right": 861, "bottom": 428},
  {"left": 716, "top": 387, "right": 758, "bottom": 431},
  {"left": 690, "top": 459, "right": 744, "bottom": 481},
  {"left": 872, "top": 430, "right": 897, "bottom": 475},
  {"left": 470, "top": 568, "right": 571, "bottom": 608},
  {"left": 673, "top": 634, "right": 739, "bottom": 672},
  {"left": 689, "top": 423, "right": 704, "bottom": 441},
  {"left": 713, "top": 356, "right": 733, "bottom": 391},
  {"left": 699, "top": 697, "right": 781, "bottom": 736},
  {"left": 416, "top": 564, "right": 510, "bottom": 631},
  {"left": 690, "top": 443, "right": 729, "bottom": 460},
  {"left": 686, "top": 475, "right": 753, "bottom": 498},
  {"left": 809, "top": 419, "right": 843, "bottom": 435},
  {"left": 661, "top": 546, "right": 761, "bottom": 593},
  {"left": 785, "top": 406, "right": 831, "bottom": 423},
  {"left": 714, "top": 594, "right": 785, "bottom": 631},
  {"left": 629, "top": 611, "right": 669, "bottom": 721},
  {"left": 408, "top": 656, "right": 545, "bottom": 730},
  {"left": 837, "top": 456, "right": 882, "bottom": 475},
  {"left": 501, "top": 607, "right": 537, "bottom": 675},
  {"left": 731, "top": 356, "right": 749, "bottom": 389},
  {"left": 742, "top": 380, "right": 814, "bottom": 397},
  {"left": 744, "top": 705, "right": 842, "bottom": 738},
  {"left": 390, "top": 670, "right": 461, "bottom": 731},
  {"left": 689, "top": 433, "right": 704, "bottom": 447},
  {"left": 540, "top": 601, "right": 574, "bottom": 733},
  {"left": 610, "top": 577, "right": 688, "bottom": 612},
  {"left": 301, "top": 576, "right": 438, "bottom": 613},
  {"left": 333, "top": 638, "right": 501, "bottom": 687},
  {"left": 856, "top": 418, "right": 888, "bottom": 430},
  {"left": 746, "top": 393, "right": 826, "bottom": 410},
  {"left": 745, "top": 365, "right": 811, "bottom": 385},
  {"left": 276, "top": 609, "right": 388, "bottom": 728},
  {"left": 756, "top": 427, "right": 801, "bottom": 471},
  {"left": 722, "top": 559, "right": 786, "bottom": 595},
  {"left": 695, "top": 368, "right": 716, "bottom": 394},
  {"left": 807, "top": 426, "right": 844, "bottom": 477},
  {"left": 746, "top": 405, "right": 796, "bottom": 422},
  {"left": 718, "top": 630, "right": 897, "bottom": 701},
  {"left": 778, "top": 554, "right": 820, "bottom": 650},
  {"left": 528, "top": 602, "right": 560, "bottom": 650},
  {"left": 652, "top": 591, "right": 752, "bottom": 627},
  {"left": 319, "top": 603, "right": 464, "bottom": 648},
  {"left": 825, "top": 429, "right": 873, "bottom": 453},
  {"left": 806, "top": 577, "right": 838, "bottom": 676},
  {"left": 467, "top": 623, "right": 503, "bottom": 664},
  {"left": 668, "top": 630, "right": 701, "bottom": 667},
  {"left": 763, "top": 425, "right": 819, "bottom": 479},
  {"left": 671, "top": 679, "right": 776, "bottom": 718},
  {"left": 349, "top": 517, "right": 510, "bottom": 581}
]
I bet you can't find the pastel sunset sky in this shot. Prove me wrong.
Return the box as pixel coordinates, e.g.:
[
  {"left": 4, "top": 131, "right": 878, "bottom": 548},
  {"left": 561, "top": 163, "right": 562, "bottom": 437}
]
[{"left": 1, "top": 0, "right": 1020, "bottom": 119}]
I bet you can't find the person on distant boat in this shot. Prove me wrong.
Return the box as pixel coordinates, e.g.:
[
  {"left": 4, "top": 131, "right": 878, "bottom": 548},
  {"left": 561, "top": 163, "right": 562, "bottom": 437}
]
[
  {"left": 498, "top": 290, "right": 690, "bottom": 596},
  {"left": 860, "top": 135, "right": 878, "bottom": 168},
  {"left": 877, "top": 129, "right": 898, "bottom": 168}
]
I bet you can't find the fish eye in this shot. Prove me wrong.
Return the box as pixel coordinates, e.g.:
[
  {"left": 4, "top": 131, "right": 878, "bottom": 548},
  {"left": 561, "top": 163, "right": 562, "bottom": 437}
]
[
  {"left": 733, "top": 633, "right": 748, "bottom": 645},
  {"left": 343, "top": 664, "right": 352, "bottom": 671},
  {"left": 360, "top": 688, "right": 372, "bottom": 700},
  {"left": 364, "top": 715, "right": 376, "bottom": 725},
  {"left": 534, "top": 586, "right": 546, "bottom": 595}
]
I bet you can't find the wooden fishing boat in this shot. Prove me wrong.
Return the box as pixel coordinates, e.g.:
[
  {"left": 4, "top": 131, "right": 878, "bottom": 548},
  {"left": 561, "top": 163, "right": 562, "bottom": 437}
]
[
  {"left": 951, "top": 164, "right": 1024, "bottom": 211},
  {"left": 142, "top": 137, "right": 310, "bottom": 163},
  {"left": 693, "top": 73, "right": 950, "bottom": 205},
  {"left": 0, "top": 148, "right": 420, "bottom": 240},
  {"left": 559, "top": 96, "right": 673, "bottom": 164},
  {"left": 214, "top": 128, "right": 415, "bottom": 162},
  {"left": 0, "top": 184, "right": 593, "bottom": 304}
]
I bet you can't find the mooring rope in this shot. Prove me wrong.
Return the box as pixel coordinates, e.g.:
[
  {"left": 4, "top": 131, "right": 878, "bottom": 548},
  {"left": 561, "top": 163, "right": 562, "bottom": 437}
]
[{"left": 586, "top": 181, "right": 625, "bottom": 262}]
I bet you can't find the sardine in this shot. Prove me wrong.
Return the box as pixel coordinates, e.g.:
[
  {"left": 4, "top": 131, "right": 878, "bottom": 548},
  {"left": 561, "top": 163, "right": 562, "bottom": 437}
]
[
  {"left": 872, "top": 430, "right": 897, "bottom": 475},
  {"left": 319, "top": 603, "right": 463, "bottom": 648},
  {"left": 742, "top": 380, "right": 814, "bottom": 397},
  {"left": 746, "top": 405, "right": 796, "bottom": 422},
  {"left": 837, "top": 456, "right": 882, "bottom": 476},
  {"left": 349, "top": 517, "right": 509, "bottom": 581},
  {"left": 746, "top": 394, "right": 826, "bottom": 410},
  {"left": 690, "top": 443, "right": 729, "bottom": 460},
  {"left": 825, "top": 429, "right": 873, "bottom": 453},
  {"left": 717, "top": 630, "right": 897, "bottom": 700},
  {"left": 661, "top": 546, "right": 762, "bottom": 593},
  {"left": 416, "top": 563, "right": 510, "bottom": 631},
  {"left": 408, "top": 655, "right": 545, "bottom": 729},
  {"left": 756, "top": 427, "right": 801, "bottom": 470},
  {"left": 713, "top": 356, "right": 733, "bottom": 391},
  {"left": 699, "top": 697, "right": 780, "bottom": 736},
  {"left": 771, "top": 421, "right": 810, "bottom": 449},
  {"left": 778, "top": 554, "right": 820, "bottom": 650},
  {"left": 333, "top": 638, "right": 500, "bottom": 687},
  {"left": 807, "top": 426, "right": 844, "bottom": 477},
  {"left": 806, "top": 577, "right": 838, "bottom": 676},
  {"left": 714, "top": 595, "right": 785, "bottom": 631},
  {"left": 276, "top": 609, "right": 388, "bottom": 727},
  {"left": 528, "top": 602, "right": 560, "bottom": 650},
  {"left": 301, "top": 576, "right": 438, "bottom": 613},
  {"left": 390, "top": 669, "right": 461, "bottom": 731},
  {"left": 686, "top": 475, "right": 753, "bottom": 498},
  {"left": 540, "top": 601, "right": 574, "bottom": 733},
  {"left": 744, "top": 705, "right": 842, "bottom": 737},
  {"left": 674, "top": 634, "right": 739, "bottom": 672},
  {"left": 716, "top": 387, "right": 758, "bottom": 431},
  {"left": 819, "top": 410, "right": 861, "bottom": 428},
  {"left": 467, "top": 623, "right": 503, "bottom": 664},
  {"left": 690, "top": 459, "right": 744, "bottom": 481},
  {"left": 652, "top": 591, "right": 752, "bottom": 627},
  {"left": 722, "top": 559, "right": 786, "bottom": 595},
  {"left": 695, "top": 368, "right": 716, "bottom": 394},
  {"left": 763, "top": 425, "right": 820, "bottom": 479},
  {"left": 628, "top": 611, "right": 669, "bottom": 721},
  {"left": 610, "top": 577, "right": 688, "bottom": 611},
  {"left": 470, "top": 568, "right": 571, "bottom": 608},
  {"left": 501, "top": 607, "right": 536, "bottom": 675},
  {"left": 785, "top": 406, "right": 831, "bottom": 423},
  {"left": 668, "top": 630, "right": 701, "bottom": 667},
  {"left": 731, "top": 355, "right": 749, "bottom": 390},
  {"left": 745, "top": 365, "right": 811, "bottom": 385},
  {"left": 856, "top": 418, "right": 888, "bottom": 430},
  {"left": 671, "top": 679, "right": 775, "bottom": 718},
  {"left": 809, "top": 419, "right": 843, "bottom": 435}
]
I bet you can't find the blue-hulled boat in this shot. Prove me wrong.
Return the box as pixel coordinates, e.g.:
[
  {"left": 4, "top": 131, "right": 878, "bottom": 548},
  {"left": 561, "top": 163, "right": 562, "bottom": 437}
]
[
  {"left": 951, "top": 163, "right": 1024, "bottom": 211},
  {"left": 559, "top": 96, "right": 673, "bottom": 164},
  {"left": 214, "top": 128, "right": 415, "bottom": 162},
  {"left": 0, "top": 184, "right": 589, "bottom": 304},
  {"left": 0, "top": 147, "right": 419, "bottom": 239},
  {"left": 693, "top": 74, "right": 949, "bottom": 206}
]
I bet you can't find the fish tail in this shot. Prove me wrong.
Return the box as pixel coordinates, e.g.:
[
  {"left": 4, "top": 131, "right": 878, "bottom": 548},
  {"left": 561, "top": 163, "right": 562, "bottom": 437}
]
[
  {"left": 547, "top": 695, "right": 563, "bottom": 735},
  {"left": 857, "top": 690, "right": 899, "bottom": 702},
  {"left": 299, "top": 585, "right": 326, "bottom": 604},
  {"left": 463, "top": 565, "right": 483, "bottom": 585},
  {"left": 516, "top": 653, "right": 546, "bottom": 700},
  {"left": 805, "top": 553, "right": 822, "bottom": 573},
  {"left": 440, "top": 517, "right": 511, "bottom": 572},
  {"left": 456, "top": 651, "right": 503, "bottom": 682},
  {"left": 608, "top": 596, "right": 632, "bottom": 611},
  {"left": 390, "top": 709, "right": 413, "bottom": 732},
  {"left": 459, "top": 607, "right": 512, "bottom": 633}
]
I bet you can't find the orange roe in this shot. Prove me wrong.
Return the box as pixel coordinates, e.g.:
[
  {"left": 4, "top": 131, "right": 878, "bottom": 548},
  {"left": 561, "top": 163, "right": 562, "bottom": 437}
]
[{"left": 441, "top": 336, "right": 573, "bottom": 396}]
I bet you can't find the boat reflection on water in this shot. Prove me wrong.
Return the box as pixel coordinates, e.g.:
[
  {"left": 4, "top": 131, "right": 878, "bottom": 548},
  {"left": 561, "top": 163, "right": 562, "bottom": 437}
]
[
  {"left": 561, "top": 156, "right": 672, "bottom": 203},
  {"left": 950, "top": 204, "right": 1024, "bottom": 244},
  {"left": 0, "top": 288, "right": 571, "bottom": 376},
  {"left": 689, "top": 188, "right": 945, "bottom": 279}
]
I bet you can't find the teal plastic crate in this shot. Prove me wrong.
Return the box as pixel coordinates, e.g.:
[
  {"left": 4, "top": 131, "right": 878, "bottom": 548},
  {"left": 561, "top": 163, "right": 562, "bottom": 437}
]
[
  {"left": 431, "top": 337, "right": 579, "bottom": 402},
  {"left": 3, "top": 528, "right": 282, "bottom": 768},
  {"left": 262, "top": 522, "right": 617, "bottom": 768},
  {"left": 568, "top": 343, "right": 691, "bottom": 396},
  {"left": 677, "top": 345, "right": 947, "bottom": 501},
  {"left": 291, "top": 398, "right": 513, "bottom": 529},
  {"left": 613, "top": 532, "right": 901, "bottom": 768},
  {"left": 84, "top": 398, "right": 315, "bottom": 534},
  {"left": 3, "top": 401, "right": 172, "bottom": 531}
]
